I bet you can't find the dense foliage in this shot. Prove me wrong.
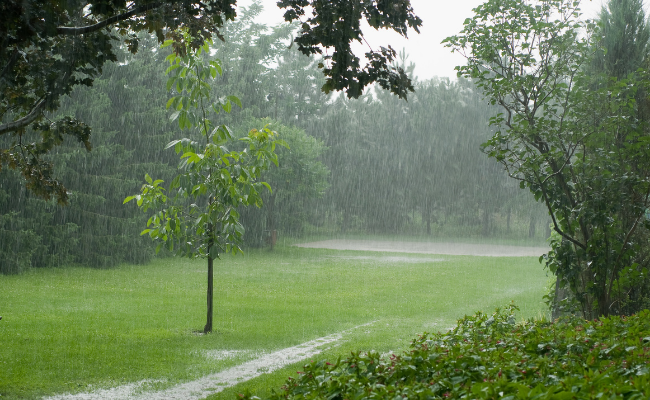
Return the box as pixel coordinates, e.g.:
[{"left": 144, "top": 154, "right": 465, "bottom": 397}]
[
  {"left": 253, "top": 305, "right": 650, "bottom": 400},
  {"left": 237, "top": 119, "right": 330, "bottom": 246},
  {"left": 0, "top": 3, "right": 543, "bottom": 274},
  {"left": 0, "top": 0, "right": 420, "bottom": 203},
  {"left": 0, "top": 37, "right": 177, "bottom": 274},
  {"left": 445, "top": 0, "right": 650, "bottom": 318}
]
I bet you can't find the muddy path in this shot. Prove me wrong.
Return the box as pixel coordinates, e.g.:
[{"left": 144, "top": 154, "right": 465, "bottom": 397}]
[{"left": 293, "top": 239, "right": 548, "bottom": 257}]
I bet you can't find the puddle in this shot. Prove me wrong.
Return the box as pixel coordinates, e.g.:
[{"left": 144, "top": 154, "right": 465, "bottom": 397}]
[
  {"left": 202, "top": 349, "right": 256, "bottom": 361},
  {"left": 295, "top": 239, "right": 548, "bottom": 257},
  {"left": 329, "top": 255, "right": 445, "bottom": 264}
]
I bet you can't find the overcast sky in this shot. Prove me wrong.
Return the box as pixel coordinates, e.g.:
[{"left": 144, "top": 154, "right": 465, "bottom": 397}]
[{"left": 236, "top": 0, "right": 610, "bottom": 81}]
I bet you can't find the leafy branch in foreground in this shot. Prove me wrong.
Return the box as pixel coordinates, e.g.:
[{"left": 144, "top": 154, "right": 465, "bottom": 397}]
[
  {"left": 249, "top": 305, "right": 650, "bottom": 399},
  {"left": 125, "top": 30, "right": 283, "bottom": 333}
]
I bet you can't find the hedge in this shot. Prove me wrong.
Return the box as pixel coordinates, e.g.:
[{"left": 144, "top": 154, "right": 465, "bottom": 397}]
[{"left": 244, "top": 304, "right": 650, "bottom": 399}]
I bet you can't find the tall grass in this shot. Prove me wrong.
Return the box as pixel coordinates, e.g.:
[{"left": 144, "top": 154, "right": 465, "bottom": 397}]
[{"left": 0, "top": 245, "right": 549, "bottom": 399}]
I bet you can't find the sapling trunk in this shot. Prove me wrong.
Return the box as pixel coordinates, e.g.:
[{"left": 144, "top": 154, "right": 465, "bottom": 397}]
[{"left": 205, "top": 252, "right": 214, "bottom": 333}]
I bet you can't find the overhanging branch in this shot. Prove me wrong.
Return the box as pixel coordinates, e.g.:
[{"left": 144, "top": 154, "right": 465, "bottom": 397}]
[
  {"left": 0, "top": 99, "right": 46, "bottom": 134},
  {"left": 56, "top": 2, "right": 163, "bottom": 36}
]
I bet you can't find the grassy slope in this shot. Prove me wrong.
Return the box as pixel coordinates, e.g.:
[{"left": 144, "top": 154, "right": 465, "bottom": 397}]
[{"left": 0, "top": 245, "right": 549, "bottom": 399}]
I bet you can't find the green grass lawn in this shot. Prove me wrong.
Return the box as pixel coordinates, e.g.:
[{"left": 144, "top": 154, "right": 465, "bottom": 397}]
[{"left": 0, "top": 245, "right": 549, "bottom": 400}]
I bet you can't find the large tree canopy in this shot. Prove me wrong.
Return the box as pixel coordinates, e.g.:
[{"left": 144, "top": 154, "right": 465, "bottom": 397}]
[
  {"left": 445, "top": 0, "right": 650, "bottom": 318},
  {"left": 0, "top": 0, "right": 421, "bottom": 204}
]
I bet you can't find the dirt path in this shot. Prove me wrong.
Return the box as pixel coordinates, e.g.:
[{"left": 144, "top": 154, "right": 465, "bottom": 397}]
[
  {"left": 294, "top": 239, "right": 548, "bottom": 257},
  {"left": 44, "top": 323, "right": 374, "bottom": 400}
]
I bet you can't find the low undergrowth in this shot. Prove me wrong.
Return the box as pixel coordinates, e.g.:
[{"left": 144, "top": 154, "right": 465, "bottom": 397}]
[{"left": 254, "top": 304, "right": 650, "bottom": 399}]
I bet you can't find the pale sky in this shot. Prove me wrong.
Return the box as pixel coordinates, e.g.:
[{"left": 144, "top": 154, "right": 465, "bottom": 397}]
[{"left": 236, "top": 0, "right": 609, "bottom": 81}]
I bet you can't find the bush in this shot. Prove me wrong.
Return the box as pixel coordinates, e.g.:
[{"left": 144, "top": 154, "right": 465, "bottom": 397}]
[{"left": 248, "top": 304, "right": 650, "bottom": 399}]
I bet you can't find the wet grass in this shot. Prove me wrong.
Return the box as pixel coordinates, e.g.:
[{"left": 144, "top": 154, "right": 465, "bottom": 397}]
[{"left": 0, "top": 245, "right": 549, "bottom": 399}]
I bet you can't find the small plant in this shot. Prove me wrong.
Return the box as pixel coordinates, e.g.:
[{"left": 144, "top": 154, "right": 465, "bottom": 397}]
[{"left": 251, "top": 304, "right": 650, "bottom": 399}]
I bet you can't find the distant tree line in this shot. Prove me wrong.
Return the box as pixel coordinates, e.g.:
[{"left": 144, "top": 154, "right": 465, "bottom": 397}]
[
  {"left": 301, "top": 67, "right": 544, "bottom": 238},
  {"left": 0, "top": 2, "right": 542, "bottom": 274}
]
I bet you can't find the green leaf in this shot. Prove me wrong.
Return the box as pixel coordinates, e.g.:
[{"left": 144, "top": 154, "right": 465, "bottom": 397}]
[
  {"left": 123, "top": 195, "right": 137, "bottom": 204},
  {"left": 165, "top": 140, "right": 182, "bottom": 150},
  {"left": 222, "top": 101, "right": 232, "bottom": 113},
  {"left": 226, "top": 95, "right": 242, "bottom": 109},
  {"left": 178, "top": 113, "right": 188, "bottom": 129},
  {"left": 165, "top": 64, "right": 180, "bottom": 76},
  {"left": 209, "top": 245, "right": 220, "bottom": 260},
  {"left": 166, "top": 97, "right": 175, "bottom": 110},
  {"left": 169, "top": 110, "right": 181, "bottom": 122},
  {"left": 261, "top": 181, "right": 272, "bottom": 193},
  {"left": 166, "top": 76, "right": 177, "bottom": 91},
  {"left": 210, "top": 60, "right": 222, "bottom": 75},
  {"left": 181, "top": 151, "right": 198, "bottom": 161}
]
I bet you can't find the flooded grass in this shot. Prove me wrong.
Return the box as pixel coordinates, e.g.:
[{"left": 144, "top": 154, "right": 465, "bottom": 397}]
[
  {"left": 280, "top": 232, "right": 549, "bottom": 248},
  {"left": 0, "top": 244, "right": 548, "bottom": 399}
]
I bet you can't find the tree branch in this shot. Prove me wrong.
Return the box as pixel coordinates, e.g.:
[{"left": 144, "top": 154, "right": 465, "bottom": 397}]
[
  {"left": 540, "top": 144, "right": 578, "bottom": 186},
  {"left": 535, "top": 166, "right": 586, "bottom": 250},
  {"left": 606, "top": 178, "right": 650, "bottom": 302},
  {"left": 0, "top": 99, "right": 46, "bottom": 134},
  {"left": 56, "top": 2, "right": 163, "bottom": 36}
]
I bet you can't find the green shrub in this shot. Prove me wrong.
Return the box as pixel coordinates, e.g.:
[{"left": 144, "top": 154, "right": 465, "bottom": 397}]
[{"left": 250, "top": 304, "right": 650, "bottom": 399}]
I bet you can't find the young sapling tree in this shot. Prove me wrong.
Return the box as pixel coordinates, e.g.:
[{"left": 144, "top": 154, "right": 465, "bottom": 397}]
[{"left": 125, "top": 30, "right": 283, "bottom": 333}]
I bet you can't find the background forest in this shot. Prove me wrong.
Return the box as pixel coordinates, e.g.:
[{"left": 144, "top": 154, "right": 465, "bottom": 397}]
[{"left": 0, "top": 2, "right": 545, "bottom": 274}]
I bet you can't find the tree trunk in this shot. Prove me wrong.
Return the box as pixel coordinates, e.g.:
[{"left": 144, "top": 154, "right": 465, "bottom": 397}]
[
  {"left": 597, "top": 276, "right": 610, "bottom": 318},
  {"left": 506, "top": 207, "right": 511, "bottom": 234},
  {"left": 204, "top": 254, "right": 214, "bottom": 333},
  {"left": 205, "top": 207, "right": 214, "bottom": 333},
  {"left": 424, "top": 199, "right": 431, "bottom": 236},
  {"left": 266, "top": 193, "right": 276, "bottom": 250},
  {"left": 528, "top": 215, "right": 536, "bottom": 238},
  {"left": 341, "top": 210, "right": 349, "bottom": 233},
  {"left": 482, "top": 207, "right": 490, "bottom": 236},
  {"left": 552, "top": 276, "right": 565, "bottom": 320}
]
